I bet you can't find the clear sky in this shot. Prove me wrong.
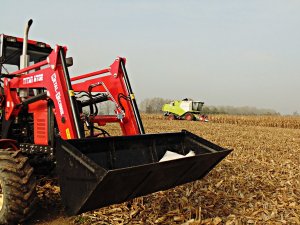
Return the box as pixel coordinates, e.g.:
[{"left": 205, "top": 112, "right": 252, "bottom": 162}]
[{"left": 1, "top": 0, "right": 299, "bottom": 114}]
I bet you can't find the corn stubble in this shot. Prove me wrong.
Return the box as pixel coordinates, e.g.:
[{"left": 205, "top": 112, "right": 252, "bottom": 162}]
[{"left": 72, "top": 114, "right": 300, "bottom": 224}]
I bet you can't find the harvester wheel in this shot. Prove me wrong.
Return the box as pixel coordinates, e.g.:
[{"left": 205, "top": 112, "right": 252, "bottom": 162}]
[
  {"left": 0, "top": 149, "right": 37, "bottom": 224},
  {"left": 168, "top": 114, "right": 175, "bottom": 120},
  {"left": 184, "top": 113, "right": 194, "bottom": 121}
]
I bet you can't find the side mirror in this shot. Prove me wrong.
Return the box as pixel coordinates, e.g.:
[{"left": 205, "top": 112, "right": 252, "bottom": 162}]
[{"left": 66, "top": 57, "right": 73, "bottom": 67}]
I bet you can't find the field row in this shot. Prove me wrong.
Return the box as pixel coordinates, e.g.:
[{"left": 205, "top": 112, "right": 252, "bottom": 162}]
[
  {"left": 143, "top": 114, "right": 300, "bottom": 129},
  {"left": 210, "top": 114, "right": 300, "bottom": 129}
]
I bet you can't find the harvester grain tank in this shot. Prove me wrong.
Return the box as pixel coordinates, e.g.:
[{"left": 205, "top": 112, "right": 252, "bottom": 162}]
[{"left": 0, "top": 20, "right": 231, "bottom": 223}]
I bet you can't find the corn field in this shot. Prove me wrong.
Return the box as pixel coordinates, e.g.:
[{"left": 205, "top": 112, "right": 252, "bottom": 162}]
[
  {"left": 210, "top": 114, "right": 300, "bottom": 129},
  {"left": 34, "top": 114, "right": 300, "bottom": 225},
  {"left": 142, "top": 114, "right": 300, "bottom": 129}
]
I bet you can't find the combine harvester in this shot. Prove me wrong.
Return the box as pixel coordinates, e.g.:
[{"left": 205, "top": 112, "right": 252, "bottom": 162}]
[
  {"left": 162, "top": 99, "right": 209, "bottom": 121},
  {"left": 0, "top": 20, "right": 231, "bottom": 224}
]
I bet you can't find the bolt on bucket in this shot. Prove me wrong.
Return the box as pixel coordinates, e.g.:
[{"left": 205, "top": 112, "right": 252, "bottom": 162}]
[{"left": 56, "top": 130, "right": 232, "bottom": 215}]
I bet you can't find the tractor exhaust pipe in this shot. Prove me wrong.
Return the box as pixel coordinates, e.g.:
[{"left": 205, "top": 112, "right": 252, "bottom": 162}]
[
  {"left": 19, "top": 19, "right": 33, "bottom": 98},
  {"left": 20, "top": 19, "right": 33, "bottom": 69}
]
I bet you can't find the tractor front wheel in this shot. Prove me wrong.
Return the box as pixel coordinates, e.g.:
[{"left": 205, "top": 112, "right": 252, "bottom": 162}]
[
  {"left": 0, "top": 149, "right": 37, "bottom": 224},
  {"left": 184, "top": 113, "right": 194, "bottom": 121}
]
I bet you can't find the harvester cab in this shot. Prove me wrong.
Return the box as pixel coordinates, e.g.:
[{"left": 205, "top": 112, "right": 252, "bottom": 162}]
[{"left": 0, "top": 20, "right": 231, "bottom": 223}]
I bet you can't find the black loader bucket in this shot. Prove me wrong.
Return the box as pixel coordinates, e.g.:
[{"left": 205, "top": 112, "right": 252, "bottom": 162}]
[{"left": 56, "top": 130, "right": 232, "bottom": 215}]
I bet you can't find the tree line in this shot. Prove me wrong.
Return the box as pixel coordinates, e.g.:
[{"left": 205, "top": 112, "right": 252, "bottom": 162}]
[{"left": 138, "top": 97, "right": 279, "bottom": 115}]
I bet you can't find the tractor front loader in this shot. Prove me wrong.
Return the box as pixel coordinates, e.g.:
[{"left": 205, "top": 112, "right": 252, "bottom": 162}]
[{"left": 0, "top": 20, "right": 232, "bottom": 224}]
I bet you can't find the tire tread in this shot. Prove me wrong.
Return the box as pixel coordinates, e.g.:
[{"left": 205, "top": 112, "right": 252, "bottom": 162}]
[{"left": 0, "top": 149, "right": 37, "bottom": 224}]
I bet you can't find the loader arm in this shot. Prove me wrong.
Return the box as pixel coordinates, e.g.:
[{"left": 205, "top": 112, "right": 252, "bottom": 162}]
[
  {"left": 3, "top": 45, "right": 144, "bottom": 140},
  {"left": 4, "top": 45, "right": 82, "bottom": 140},
  {"left": 71, "top": 57, "right": 144, "bottom": 136}
]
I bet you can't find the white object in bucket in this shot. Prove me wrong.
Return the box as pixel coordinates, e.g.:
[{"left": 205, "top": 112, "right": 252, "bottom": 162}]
[{"left": 159, "top": 150, "right": 195, "bottom": 162}]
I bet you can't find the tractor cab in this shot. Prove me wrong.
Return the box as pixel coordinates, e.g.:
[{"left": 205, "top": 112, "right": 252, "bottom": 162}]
[{"left": 0, "top": 34, "right": 52, "bottom": 73}]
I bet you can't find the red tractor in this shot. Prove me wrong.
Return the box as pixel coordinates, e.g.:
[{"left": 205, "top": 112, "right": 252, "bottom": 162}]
[{"left": 0, "top": 20, "right": 231, "bottom": 224}]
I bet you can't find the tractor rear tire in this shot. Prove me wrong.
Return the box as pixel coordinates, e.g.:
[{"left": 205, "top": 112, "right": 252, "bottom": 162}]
[
  {"left": 184, "top": 113, "right": 194, "bottom": 121},
  {"left": 0, "top": 149, "right": 37, "bottom": 224}
]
